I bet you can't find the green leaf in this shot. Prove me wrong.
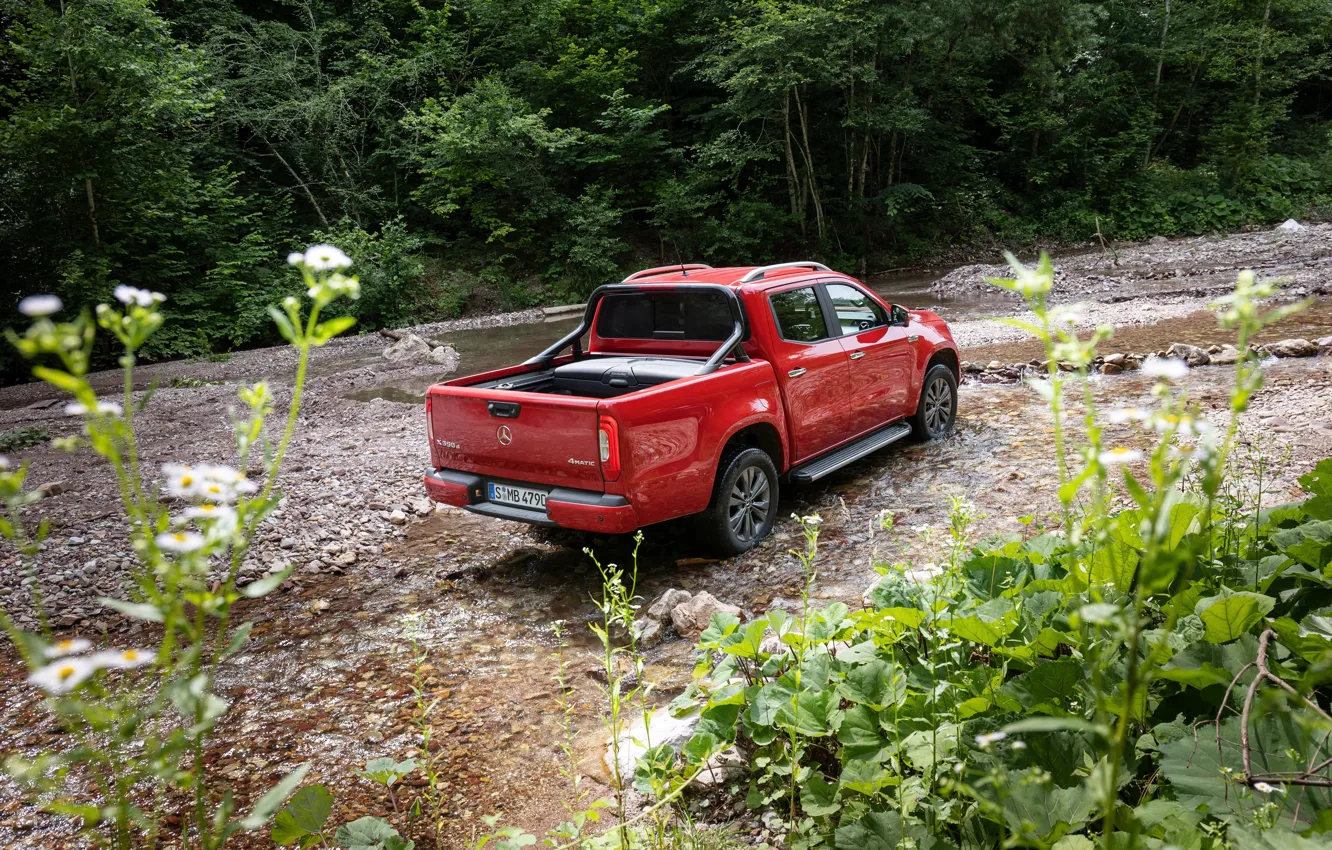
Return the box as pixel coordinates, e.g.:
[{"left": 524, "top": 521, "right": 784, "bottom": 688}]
[
  {"left": 312, "top": 316, "right": 357, "bottom": 343},
  {"left": 98, "top": 596, "right": 164, "bottom": 622},
  {"left": 1196, "top": 589, "right": 1274, "bottom": 644},
  {"left": 837, "top": 659, "right": 906, "bottom": 710},
  {"left": 336, "top": 816, "right": 415, "bottom": 850},
  {"left": 243, "top": 564, "right": 294, "bottom": 598},
  {"left": 31, "top": 366, "right": 85, "bottom": 394},
  {"left": 800, "top": 772, "right": 841, "bottom": 816},
  {"left": 1000, "top": 660, "right": 1084, "bottom": 713},
  {"left": 1272, "top": 520, "right": 1332, "bottom": 570},
  {"left": 834, "top": 811, "right": 908, "bottom": 850},
  {"left": 236, "top": 763, "right": 310, "bottom": 831},
  {"left": 272, "top": 785, "right": 333, "bottom": 846}
]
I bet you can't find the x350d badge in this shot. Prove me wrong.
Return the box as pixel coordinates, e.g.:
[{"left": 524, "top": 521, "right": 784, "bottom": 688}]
[{"left": 496, "top": 425, "right": 513, "bottom": 446}]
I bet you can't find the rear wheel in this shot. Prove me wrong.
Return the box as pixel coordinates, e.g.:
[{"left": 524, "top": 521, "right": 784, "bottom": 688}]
[
  {"left": 912, "top": 363, "right": 957, "bottom": 440},
  {"left": 701, "top": 447, "right": 779, "bottom": 556}
]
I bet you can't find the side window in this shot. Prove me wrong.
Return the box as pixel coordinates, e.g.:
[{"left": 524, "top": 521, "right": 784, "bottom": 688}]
[
  {"left": 769, "top": 286, "right": 829, "bottom": 343},
  {"left": 825, "top": 283, "right": 887, "bottom": 335}
]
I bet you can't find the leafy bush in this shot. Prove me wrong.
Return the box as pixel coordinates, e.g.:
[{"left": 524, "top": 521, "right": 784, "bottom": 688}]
[
  {"left": 308, "top": 217, "right": 425, "bottom": 329},
  {"left": 0, "top": 426, "right": 50, "bottom": 453}
]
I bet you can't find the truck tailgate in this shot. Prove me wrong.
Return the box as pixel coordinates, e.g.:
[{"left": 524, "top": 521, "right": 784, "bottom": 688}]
[{"left": 427, "top": 388, "right": 604, "bottom": 490}]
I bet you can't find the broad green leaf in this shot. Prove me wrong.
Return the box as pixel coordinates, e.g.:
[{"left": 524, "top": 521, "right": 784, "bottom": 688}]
[
  {"left": 1195, "top": 589, "right": 1274, "bottom": 643},
  {"left": 800, "top": 772, "right": 841, "bottom": 816},
  {"left": 1272, "top": 520, "right": 1332, "bottom": 571},
  {"left": 236, "top": 763, "right": 310, "bottom": 831},
  {"left": 336, "top": 816, "right": 416, "bottom": 850},
  {"left": 272, "top": 785, "right": 333, "bottom": 847},
  {"left": 837, "top": 659, "right": 906, "bottom": 710},
  {"left": 1000, "top": 660, "right": 1083, "bottom": 713}
]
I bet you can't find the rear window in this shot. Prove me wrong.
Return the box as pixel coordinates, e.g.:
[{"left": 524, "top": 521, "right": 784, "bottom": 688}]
[{"left": 595, "top": 291, "right": 734, "bottom": 340}]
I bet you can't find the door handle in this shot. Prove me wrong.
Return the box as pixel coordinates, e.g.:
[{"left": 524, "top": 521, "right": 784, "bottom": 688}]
[
  {"left": 849, "top": 351, "right": 866, "bottom": 360},
  {"left": 788, "top": 368, "right": 807, "bottom": 378}
]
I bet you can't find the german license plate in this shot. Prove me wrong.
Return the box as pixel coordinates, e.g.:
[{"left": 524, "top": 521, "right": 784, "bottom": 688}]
[{"left": 488, "top": 482, "right": 548, "bottom": 510}]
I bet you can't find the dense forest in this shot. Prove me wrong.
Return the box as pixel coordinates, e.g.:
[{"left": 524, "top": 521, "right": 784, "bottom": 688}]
[{"left": 1, "top": 0, "right": 1330, "bottom": 360}]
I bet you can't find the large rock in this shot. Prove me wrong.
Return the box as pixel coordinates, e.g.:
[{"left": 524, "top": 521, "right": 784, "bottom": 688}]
[
  {"left": 1103, "top": 353, "right": 1126, "bottom": 367},
  {"left": 670, "top": 591, "right": 742, "bottom": 636},
  {"left": 1167, "top": 342, "right": 1210, "bottom": 367},
  {"left": 1318, "top": 335, "right": 1332, "bottom": 356},
  {"left": 605, "top": 706, "right": 700, "bottom": 783},
  {"left": 428, "top": 345, "right": 460, "bottom": 371},
  {"left": 644, "top": 589, "right": 692, "bottom": 623},
  {"left": 383, "top": 332, "right": 433, "bottom": 363},
  {"left": 1276, "top": 219, "right": 1306, "bottom": 233},
  {"left": 1267, "top": 338, "right": 1318, "bottom": 358},
  {"left": 1210, "top": 345, "right": 1242, "bottom": 365}
]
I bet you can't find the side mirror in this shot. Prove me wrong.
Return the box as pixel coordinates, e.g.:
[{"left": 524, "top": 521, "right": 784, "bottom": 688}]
[{"left": 890, "top": 305, "right": 910, "bottom": 326}]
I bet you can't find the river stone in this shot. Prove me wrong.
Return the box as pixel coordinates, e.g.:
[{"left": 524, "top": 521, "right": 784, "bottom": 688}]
[
  {"left": 670, "top": 591, "right": 742, "bottom": 636},
  {"left": 428, "top": 345, "right": 460, "bottom": 371},
  {"left": 1167, "top": 343, "right": 1210, "bottom": 366},
  {"left": 605, "top": 707, "right": 700, "bottom": 783},
  {"left": 645, "top": 588, "right": 692, "bottom": 623},
  {"left": 1149, "top": 235, "right": 1169, "bottom": 245},
  {"left": 1268, "top": 338, "right": 1317, "bottom": 358},
  {"left": 1276, "top": 219, "right": 1306, "bottom": 233},
  {"left": 632, "top": 617, "right": 662, "bottom": 648},
  {"left": 383, "top": 332, "right": 432, "bottom": 363},
  {"left": 1103, "top": 353, "right": 1126, "bottom": 366},
  {"left": 1318, "top": 335, "right": 1332, "bottom": 355},
  {"left": 1210, "top": 345, "right": 1241, "bottom": 365},
  {"left": 1100, "top": 363, "right": 1122, "bottom": 375}
]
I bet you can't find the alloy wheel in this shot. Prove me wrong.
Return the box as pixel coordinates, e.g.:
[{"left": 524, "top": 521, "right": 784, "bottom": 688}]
[
  {"left": 727, "top": 466, "right": 771, "bottom": 542},
  {"left": 924, "top": 376, "right": 954, "bottom": 436}
]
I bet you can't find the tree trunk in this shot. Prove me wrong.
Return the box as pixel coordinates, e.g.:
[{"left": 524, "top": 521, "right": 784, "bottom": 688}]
[
  {"left": 265, "top": 138, "right": 331, "bottom": 227},
  {"left": 783, "top": 89, "right": 805, "bottom": 236},
  {"left": 1145, "top": 0, "right": 1171, "bottom": 168}
]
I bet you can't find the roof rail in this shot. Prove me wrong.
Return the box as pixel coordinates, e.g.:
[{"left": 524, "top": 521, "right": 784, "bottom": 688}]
[
  {"left": 621, "top": 264, "right": 713, "bottom": 283},
  {"left": 737, "top": 261, "right": 830, "bottom": 283}
]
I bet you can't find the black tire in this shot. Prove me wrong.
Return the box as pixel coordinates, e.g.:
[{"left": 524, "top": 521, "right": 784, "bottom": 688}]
[
  {"left": 700, "top": 447, "right": 780, "bottom": 556},
  {"left": 911, "top": 363, "right": 958, "bottom": 440}
]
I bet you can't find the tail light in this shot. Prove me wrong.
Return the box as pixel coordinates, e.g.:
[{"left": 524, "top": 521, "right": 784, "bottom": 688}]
[
  {"left": 425, "top": 394, "right": 436, "bottom": 458},
  {"left": 598, "top": 415, "right": 621, "bottom": 481}
]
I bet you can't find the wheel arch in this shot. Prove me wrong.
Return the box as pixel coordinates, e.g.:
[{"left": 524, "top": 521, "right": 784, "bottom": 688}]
[
  {"left": 717, "top": 420, "right": 786, "bottom": 476},
  {"left": 926, "top": 345, "right": 960, "bottom": 380}
]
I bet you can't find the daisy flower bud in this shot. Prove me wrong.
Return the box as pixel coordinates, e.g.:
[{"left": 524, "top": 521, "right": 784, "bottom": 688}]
[{"left": 18, "top": 295, "right": 62, "bottom": 317}]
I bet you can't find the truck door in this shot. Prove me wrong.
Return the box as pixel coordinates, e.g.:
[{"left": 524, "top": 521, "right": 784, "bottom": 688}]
[
  {"left": 766, "top": 284, "right": 854, "bottom": 463},
  {"left": 824, "top": 282, "right": 913, "bottom": 432}
]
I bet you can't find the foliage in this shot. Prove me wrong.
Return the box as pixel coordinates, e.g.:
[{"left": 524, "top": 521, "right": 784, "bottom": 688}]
[
  {"left": 654, "top": 263, "right": 1332, "bottom": 849},
  {"left": 0, "top": 249, "right": 359, "bottom": 848},
  {"left": 4, "top": 0, "right": 1331, "bottom": 375},
  {"left": 0, "top": 426, "right": 50, "bottom": 453}
]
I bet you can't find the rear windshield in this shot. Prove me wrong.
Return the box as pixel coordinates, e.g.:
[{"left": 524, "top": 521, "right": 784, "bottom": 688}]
[{"left": 595, "top": 291, "right": 735, "bottom": 340}]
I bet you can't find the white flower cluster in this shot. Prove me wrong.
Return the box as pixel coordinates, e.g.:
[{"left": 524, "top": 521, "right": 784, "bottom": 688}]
[
  {"left": 28, "top": 639, "right": 153, "bottom": 694},
  {"left": 162, "top": 462, "right": 257, "bottom": 504},
  {"left": 17, "top": 295, "right": 62, "bottom": 318},
  {"left": 288, "top": 244, "right": 352, "bottom": 271},
  {"left": 114, "top": 285, "right": 166, "bottom": 307},
  {"left": 64, "top": 401, "right": 123, "bottom": 417}
]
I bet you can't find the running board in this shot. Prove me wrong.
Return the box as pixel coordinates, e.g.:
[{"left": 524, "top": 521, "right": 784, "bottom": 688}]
[{"left": 788, "top": 422, "right": 913, "bottom": 483}]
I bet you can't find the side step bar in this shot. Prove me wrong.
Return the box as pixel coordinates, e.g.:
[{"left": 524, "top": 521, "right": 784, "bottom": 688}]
[{"left": 788, "top": 422, "right": 913, "bottom": 483}]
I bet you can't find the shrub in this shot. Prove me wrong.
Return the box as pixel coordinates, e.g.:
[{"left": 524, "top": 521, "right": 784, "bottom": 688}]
[{"left": 0, "top": 426, "right": 50, "bottom": 453}]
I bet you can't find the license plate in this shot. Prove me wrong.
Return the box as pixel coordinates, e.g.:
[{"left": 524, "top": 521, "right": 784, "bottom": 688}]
[{"left": 488, "top": 482, "right": 548, "bottom": 510}]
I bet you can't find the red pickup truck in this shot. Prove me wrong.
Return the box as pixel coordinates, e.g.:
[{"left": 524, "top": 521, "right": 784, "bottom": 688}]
[{"left": 422, "top": 262, "right": 959, "bottom": 554}]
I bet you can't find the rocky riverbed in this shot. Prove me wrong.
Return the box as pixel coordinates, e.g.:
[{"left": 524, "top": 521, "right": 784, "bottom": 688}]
[{"left": 1, "top": 224, "right": 1331, "bottom": 848}]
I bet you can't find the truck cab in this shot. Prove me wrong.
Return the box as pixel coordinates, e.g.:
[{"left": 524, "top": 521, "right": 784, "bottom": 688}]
[{"left": 423, "top": 262, "right": 959, "bottom": 554}]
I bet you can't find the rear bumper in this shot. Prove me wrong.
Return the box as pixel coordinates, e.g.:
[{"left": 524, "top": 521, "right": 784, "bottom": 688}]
[{"left": 422, "top": 468, "right": 639, "bottom": 534}]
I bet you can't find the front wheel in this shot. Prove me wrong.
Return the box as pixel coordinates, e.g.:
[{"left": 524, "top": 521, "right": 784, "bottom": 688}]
[
  {"left": 912, "top": 364, "right": 958, "bottom": 440},
  {"left": 701, "top": 447, "right": 779, "bottom": 556}
]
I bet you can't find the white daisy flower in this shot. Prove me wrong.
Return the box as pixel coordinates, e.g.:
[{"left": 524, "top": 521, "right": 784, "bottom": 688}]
[
  {"left": 64, "top": 401, "right": 123, "bottom": 417},
  {"left": 18, "top": 295, "right": 62, "bottom": 317},
  {"left": 1107, "top": 407, "right": 1148, "bottom": 424},
  {"left": 287, "top": 252, "right": 305, "bottom": 266},
  {"left": 975, "top": 731, "right": 1007, "bottom": 748},
  {"left": 113, "top": 285, "right": 165, "bottom": 307},
  {"left": 28, "top": 657, "right": 99, "bottom": 694},
  {"left": 1142, "top": 356, "right": 1189, "bottom": 380},
  {"left": 299, "top": 244, "right": 352, "bottom": 271},
  {"left": 0, "top": 456, "right": 9, "bottom": 469},
  {"left": 1253, "top": 781, "right": 1279, "bottom": 794},
  {"left": 156, "top": 530, "right": 205, "bottom": 554},
  {"left": 43, "top": 637, "right": 92, "bottom": 658},
  {"left": 90, "top": 648, "right": 153, "bottom": 670},
  {"left": 163, "top": 463, "right": 200, "bottom": 498},
  {"left": 184, "top": 503, "right": 237, "bottom": 522},
  {"left": 1098, "top": 447, "right": 1144, "bottom": 465},
  {"left": 1011, "top": 740, "right": 1027, "bottom": 751},
  {"left": 1151, "top": 413, "right": 1202, "bottom": 437}
]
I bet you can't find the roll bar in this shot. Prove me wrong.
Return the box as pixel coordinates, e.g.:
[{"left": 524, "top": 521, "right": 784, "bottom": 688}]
[
  {"left": 523, "top": 283, "right": 750, "bottom": 376},
  {"left": 737, "top": 261, "right": 830, "bottom": 283}
]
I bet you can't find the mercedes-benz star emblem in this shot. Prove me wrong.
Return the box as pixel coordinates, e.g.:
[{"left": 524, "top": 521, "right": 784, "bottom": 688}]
[{"left": 496, "top": 425, "right": 513, "bottom": 446}]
